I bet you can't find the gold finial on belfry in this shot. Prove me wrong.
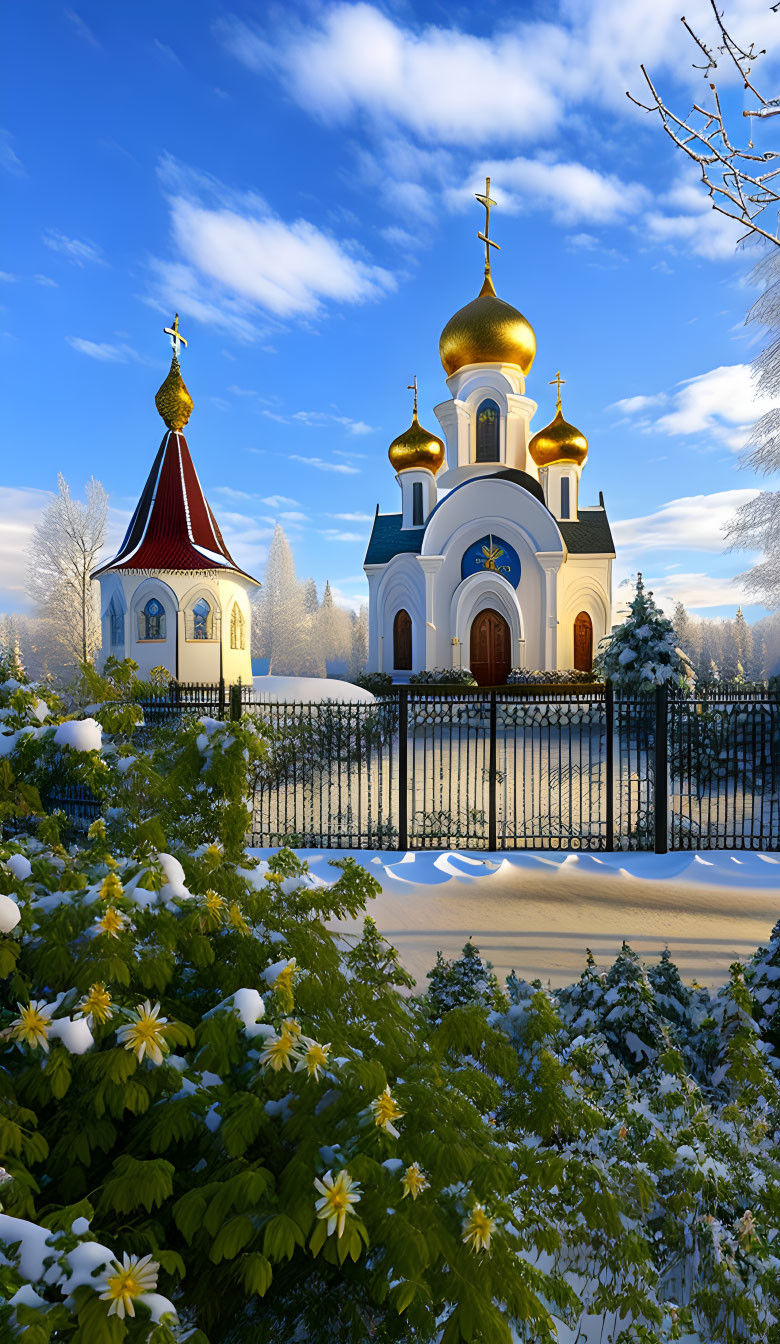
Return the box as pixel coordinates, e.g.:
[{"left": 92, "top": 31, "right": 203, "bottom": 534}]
[
  {"left": 155, "top": 314, "right": 193, "bottom": 432},
  {"left": 475, "top": 176, "right": 500, "bottom": 282},
  {"left": 408, "top": 374, "right": 418, "bottom": 419},
  {"left": 549, "top": 370, "right": 565, "bottom": 412}
]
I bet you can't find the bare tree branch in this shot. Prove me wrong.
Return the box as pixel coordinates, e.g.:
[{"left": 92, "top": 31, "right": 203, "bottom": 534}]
[{"left": 627, "top": 6, "right": 780, "bottom": 246}]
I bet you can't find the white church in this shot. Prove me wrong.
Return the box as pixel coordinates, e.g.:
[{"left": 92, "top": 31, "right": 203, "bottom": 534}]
[{"left": 364, "top": 180, "right": 614, "bottom": 685}]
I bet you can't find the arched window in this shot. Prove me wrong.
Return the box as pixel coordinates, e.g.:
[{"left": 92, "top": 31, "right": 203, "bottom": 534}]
[
  {"left": 192, "top": 597, "right": 211, "bottom": 640},
  {"left": 109, "top": 594, "right": 124, "bottom": 646},
  {"left": 476, "top": 398, "right": 500, "bottom": 462},
  {"left": 393, "top": 609, "right": 412, "bottom": 670},
  {"left": 139, "top": 598, "right": 165, "bottom": 641},
  {"left": 230, "top": 603, "right": 246, "bottom": 650}
]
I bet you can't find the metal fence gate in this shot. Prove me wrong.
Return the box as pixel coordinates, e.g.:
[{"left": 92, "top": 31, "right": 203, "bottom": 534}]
[{"left": 28, "top": 681, "right": 778, "bottom": 852}]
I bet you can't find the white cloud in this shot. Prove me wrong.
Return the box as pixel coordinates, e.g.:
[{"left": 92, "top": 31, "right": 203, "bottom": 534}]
[
  {"left": 328, "top": 511, "right": 374, "bottom": 521},
  {"left": 0, "top": 129, "right": 25, "bottom": 176},
  {"left": 622, "top": 569, "right": 753, "bottom": 613},
  {"left": 289, "top": 455, "right": 360, "bottom": 474},
  {"left": 65, "top": 9, "right": 101, "bottom": 48},
  {"left": 43, "top": 231, "right": 107, "bottom": 267},
  {"left": 450, "top": 158, "right": 648, "bottom": 226},
  {"left": 319, "top": 529, "right": 366, "bottom": 542},
  {"left": 612, "top": 489, "right": 760, "bottom": 554},
  {"left": 262, "top": 494, "right": 299, "bottom": 508},
  {"left": 616, "top": 364, "right": 773, "bottom": 448},
  {"left": 0, "top": 487, "right": 50, "bottom": 606},
  {"left": 149, "top": 155, "right": 395, "bottom": 334},
  {"left": 34, "top": 274, "right": 58, "bottom": 287},
  {"left": 67, "top": 337, "right": 139, "bottom": 363}
]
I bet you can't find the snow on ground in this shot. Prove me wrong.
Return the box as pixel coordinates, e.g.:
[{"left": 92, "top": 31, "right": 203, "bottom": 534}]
[
  {"left": 251, "top": 676, "right": 375, "bottom": 704},
  {"left": 249, "top": 847, "right": 780, "bottom": 988}
]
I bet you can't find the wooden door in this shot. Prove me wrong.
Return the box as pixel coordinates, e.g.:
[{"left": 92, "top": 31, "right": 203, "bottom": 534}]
[
  {"left": 573, "top": 611, "right": 593, "bottom": 671},
  {"left": 393, "top": 609, "right": 412, "bottom": 670},
  {"left": 469, "top": 609, "right": 511, "bottom": 686}
]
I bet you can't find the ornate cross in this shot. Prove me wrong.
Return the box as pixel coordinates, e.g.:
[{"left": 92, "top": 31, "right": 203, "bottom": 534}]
[
  {"left": 549, "top": 370, "right": 565, "bottom": 408},
  {"left": 407, "top": 374, "right": 418, "bottom": 417},
  {"left": 475, "top": 176, "right": 500, "bottom": 275},
  {"left": 164, "top": 313, "right": 188, "bottom": 360}
]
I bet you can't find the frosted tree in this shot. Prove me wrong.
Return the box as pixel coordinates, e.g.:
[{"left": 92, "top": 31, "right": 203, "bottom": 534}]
[
  {"left": 595, "top": 574, "right": 694, "bottom": 690},
  {"left": 631, "top": 2, "right": 780, "bottom": 608},
  {"left": 315, "top": 579, "right": 351, "bottom": 670},
  {"left": 253, "top": 523, "right": 309, "bottom": 675},
  {"left": 26, "top": 473, "right": 107, "bottom": 668},
  {"left": 348, "top": 605, "right": 369, "bottom": 678}
]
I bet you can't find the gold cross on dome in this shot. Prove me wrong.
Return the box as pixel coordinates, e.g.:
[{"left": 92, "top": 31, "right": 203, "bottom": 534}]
[
  {"left": 407, "top": 374, "right": 418, "bottom": 417},
  {"left": 549, "top": 370, "right": 565, "bottom": 409},
  {"left": 164, "top": 313, "right": 188, "bottom": 360},
  {"left": 475, "top": 175, "right": 500, "bottom": 275}
]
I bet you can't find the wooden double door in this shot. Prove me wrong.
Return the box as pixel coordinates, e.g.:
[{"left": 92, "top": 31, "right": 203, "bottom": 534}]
[{"left": 469, "top": 608, "right": 512, "bottom": 686}]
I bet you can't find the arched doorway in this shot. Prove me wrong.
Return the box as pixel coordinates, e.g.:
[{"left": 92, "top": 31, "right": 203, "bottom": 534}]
[
  {"left": 393, "top": 608, "right": 412, "bottom": 670},
  {"left": 469, "top": 608, "right": 511, "bottom": 686},
  {"left": 573, "top": 611, "right": 593, "bottom": 671}
]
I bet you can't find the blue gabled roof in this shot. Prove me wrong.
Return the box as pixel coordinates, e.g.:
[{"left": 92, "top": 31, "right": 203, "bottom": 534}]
[
  {"left": 364, "top": 495, "right": 615, "bottom": 567},
  {"left": 364, "top": 513, "right": 423, "bottom": 565}
]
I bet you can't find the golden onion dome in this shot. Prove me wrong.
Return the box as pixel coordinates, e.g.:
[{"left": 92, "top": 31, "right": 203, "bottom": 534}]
[
  {"left": 528, "top": 386, "right": 588, "bottom": 468},
  {"left": 388, "top": 406, "right": 446, "bottom": 475},
  {"left": 155, "top": 354, "right": 193, "bottom": 432},
  {"left": 439, "top": 272, "right": 536, "bottom": 377}
]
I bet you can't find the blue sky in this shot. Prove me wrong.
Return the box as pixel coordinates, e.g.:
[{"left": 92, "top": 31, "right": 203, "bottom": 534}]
[{"left": 2, "top": 0, "right": 778, "bottom": 620}]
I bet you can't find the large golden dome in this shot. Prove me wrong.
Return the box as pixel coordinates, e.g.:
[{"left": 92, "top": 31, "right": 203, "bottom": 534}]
[
  {"left": 388, "top": 407, "right": 446, "bottom": 475},
  {"left": 439, "top": 273, "right": 536, "bottom": 377},
  {"left": 528, "top": 391, "right": 588, "bottom": 468}
]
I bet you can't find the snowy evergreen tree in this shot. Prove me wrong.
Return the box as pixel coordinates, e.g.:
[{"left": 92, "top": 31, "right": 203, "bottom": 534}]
[
  {"left": 648, "top": 946, "right": 693, "bottom": 1034},
  {"left": 556, "top": 947, "right": 607, "bottom": 1038},
  {"left": 748, "top": 918, "right": 780, "bottom": 1062},
  {"left": 595, "top": 573, "right": 693, "bottom": 691},
  {"left": 426, "top": 942, "right": 505, "bottom": 1024},
  {"left": 348, "top": 605, "right": 369, "bottom": 678},
  {"left": 600, "top": 941, "right": 670, "bottom": 1073}
]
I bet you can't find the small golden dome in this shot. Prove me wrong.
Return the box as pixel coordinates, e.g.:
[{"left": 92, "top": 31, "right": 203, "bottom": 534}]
[
  {"left": 388, "top": 409, "right": 446, "bottom": 475},
  {"left": 439, "top": 273, "right": 536, "bottom": 377},
  {"left": 155, "top": 355, "right": 193, "bottom": 432},
  {"left": 528, "top": 390, "right": 588, "bottom": 468}
]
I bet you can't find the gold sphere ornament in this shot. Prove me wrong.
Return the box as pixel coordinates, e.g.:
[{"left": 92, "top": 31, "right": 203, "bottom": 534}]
[
  {"left": 388, "top": 376, "right": 446, "bottom": 474},
  {"left": 528, "top": 374, "right": 588, "bottom": 468},
  {"left": 155, "top": 356, "right": 193, "bottom": 432},
  {"left": 388, "top": 410, "right": 446, "bottom": 475},
  {"left": 439, "top": 273, "right": 536, "bottom": 378}
]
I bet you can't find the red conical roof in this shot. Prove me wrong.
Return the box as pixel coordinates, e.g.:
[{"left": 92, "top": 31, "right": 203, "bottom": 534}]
[{"left": 93, "top": 430, "right": 258, "bottom": 583}]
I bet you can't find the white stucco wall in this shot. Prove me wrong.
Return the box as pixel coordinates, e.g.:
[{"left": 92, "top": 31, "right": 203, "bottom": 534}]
[{"left": 97, "top": 569, "right": 255, "bottom": 683}]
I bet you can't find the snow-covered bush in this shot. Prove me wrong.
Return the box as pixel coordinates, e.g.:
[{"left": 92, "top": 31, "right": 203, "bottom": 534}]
[
  {"left": 596, "top": 574, "right": 695, "bottom": 692},
  {"left": 409, "top": 667, "right": 477, "bottom": 686},
  {"left": 506, "top": 668, "right": 597, "bottom": 684}
]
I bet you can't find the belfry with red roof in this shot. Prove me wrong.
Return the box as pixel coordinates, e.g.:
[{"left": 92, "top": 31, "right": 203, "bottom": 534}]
[{"left": 93, "top": 316, "right": 259, "bottom": 683}]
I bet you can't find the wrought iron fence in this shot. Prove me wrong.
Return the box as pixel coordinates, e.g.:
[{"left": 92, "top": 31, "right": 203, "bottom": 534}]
[{"left": 11, "top": 681, "right": 778, "bottom": 852}]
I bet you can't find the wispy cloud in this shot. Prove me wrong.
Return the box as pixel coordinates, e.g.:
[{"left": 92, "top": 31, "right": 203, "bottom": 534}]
[
  {"left": 0, "top": 129, "right": 25, "bottom": 176},
  {"left": 613, "top": 364, "right": 773, "bottom": 450},
  {"left": 34, "top": 274, "right": 58, "bottom": 287},
  {"left": 320, "top": 528, "right": 366, "bottom": 542},
  {"left": 612, "top": 490, "right": 760, "bottom": 555},
  {"left": 43, "top": 230, "right": 107, "bottom": 267},
  {"left": 153, "top": 38, "right": 181, "bottom": 65},
  {"left": 0, "top": 271, "right": 18, "bottom": 283},
  {"left": 290, "top": 455, "right": 359, "bottom": 475},
  {"left": 66, "top": 337, "right": 149, "bottom": 363},
  {"left": 260, "top": 407, "right": 374, "bottom": 434},
  {"left": 328, "top": 511, "right": 374, "bottom": 521},
  {"left": 64, "top": 9, "right": 101, "bottom": 48},
  {"left": 148, "top": 153, "right": 395, "bottom": 337}
]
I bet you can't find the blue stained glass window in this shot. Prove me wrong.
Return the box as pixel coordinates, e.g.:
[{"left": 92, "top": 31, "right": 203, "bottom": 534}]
[
  {"left": 192, "top": 598, "right": 211, "bottom": 640},
  {"left": 140, "top": 598, "right": 165, "bottom": 641}
]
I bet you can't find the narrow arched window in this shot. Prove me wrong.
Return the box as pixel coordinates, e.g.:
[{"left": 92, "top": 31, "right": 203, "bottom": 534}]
[
  {"left": 393, "top": 609, "right": 412, "bottom": 670},
  {"left": 230, "top": 604, "right": 245, "bottom": 650},
  {"left": 476, "top": 399, "right": 500, "bottom": 462},
  {"left": 109, "top": 595, "right": 124, "bottom": 646},
  {"left": 560, "top": 477, "right": 571, "bottom": 519},
  {"left": 139, "top": 598, "right": 165, "bottom": 641},
  {"left": 192, "top": 598, "right": 211, "bottom": 640}
]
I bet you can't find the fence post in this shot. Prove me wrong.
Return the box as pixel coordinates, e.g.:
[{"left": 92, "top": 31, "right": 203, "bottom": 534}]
[
  {"left": 398, "top": 687, "right": 408, "bottom": 851},
  {"left": 229, "top": 683, "right": 241, "bottom": 721},
  {"left": 488, "top": 690, "right": 497, "bottom": 851},
  {"left": 605, "top": 681, "right": 614, "bottom": 852},
  {"left": 218, "top": 676, "right": 226, "bottom": 721},
  {"left": 654, "top": 684, "right": 669, "bottom": 854}
]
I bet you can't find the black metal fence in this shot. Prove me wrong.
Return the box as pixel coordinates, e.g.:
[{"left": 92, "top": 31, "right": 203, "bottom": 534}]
[{"left": 15, "top": 681, "right": 778, "bottom": 852}]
